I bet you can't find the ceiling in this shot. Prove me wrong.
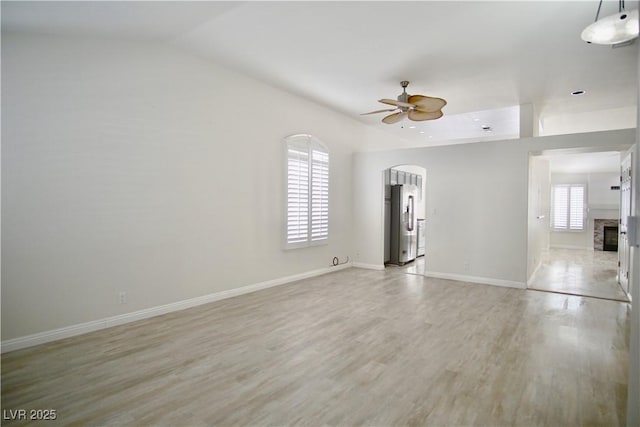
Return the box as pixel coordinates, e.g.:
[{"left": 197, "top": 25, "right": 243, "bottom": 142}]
[{"left": 2, "top": 1, "right": 638, "bottom": 147}]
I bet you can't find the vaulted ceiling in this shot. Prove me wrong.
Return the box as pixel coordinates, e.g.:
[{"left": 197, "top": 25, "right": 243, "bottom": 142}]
[{"left": 3, "top": 1, "right": 638, "bottom": 146}]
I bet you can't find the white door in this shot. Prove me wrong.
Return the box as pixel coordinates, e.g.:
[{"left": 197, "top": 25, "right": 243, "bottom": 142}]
[{"left": 619, "top": 153, "right": 632, "bottom": 293}]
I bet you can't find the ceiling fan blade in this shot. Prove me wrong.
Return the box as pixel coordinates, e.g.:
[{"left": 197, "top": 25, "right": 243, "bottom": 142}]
[
  {"left": 408, "top": 109, "right": 444, "bottom": 121},
  {"left": 379, "top": 98, "right": 415, "bottom": 108},
  {"left": 361, "top": 108, "right": 397, "bottom": 115},
  {"left": 382, "top": 111, "right": 407, "bottom": 124},
  {"left": 408, "top": 95, "right": 447, "bottom": 113}
]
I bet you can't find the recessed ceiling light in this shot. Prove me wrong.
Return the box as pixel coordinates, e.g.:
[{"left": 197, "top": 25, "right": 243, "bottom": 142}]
[
  {"left": 409, "top": 126, "right": 416, "bottom": 129},
  {"left": 419, "top": 131, "right": 425, "bottom": 134},
  {"left": 473, "top": 118, "right": 480, "bottom": 122},
  {"left": 428, "top": 135, "right": 433, "bottom": 139},
  {"left": 571, "top": 90, "right": 585, "bottom": 96},
  {"left": 481, "top": 125, "right": 492, "bottom": 132}
]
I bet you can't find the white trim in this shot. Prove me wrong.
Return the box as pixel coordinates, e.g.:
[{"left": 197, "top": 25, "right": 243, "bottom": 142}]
[
  {"left": 352, "top": 262, "right": 385, "bottom": 271},
  {"left": 423, "top": 271, "right": 526, "bottom": 289},
  {"left": 549, "top": 244, "right": 594, "bottom": 250},
  {"left": 1, "top": 263, "right": 352, "bottom": 353}
]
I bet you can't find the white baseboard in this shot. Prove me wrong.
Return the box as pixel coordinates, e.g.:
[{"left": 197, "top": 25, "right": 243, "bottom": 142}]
[
  {"left": 423, "top": 271, "right": 526, "bottom": 289},
  {"left": 352, "top": 262, "right": 385, "bottom": 271},
  {"left": 1, "top": 263, "right": 352, "bottom": 354},
  {"left": 549, "top": 244, "right": 594, "bottom": 251}
]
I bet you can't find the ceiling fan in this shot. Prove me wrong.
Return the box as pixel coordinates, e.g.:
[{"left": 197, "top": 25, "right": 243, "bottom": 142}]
[{"left": 362, "top": 81, "right": 446, "bottom": 124}]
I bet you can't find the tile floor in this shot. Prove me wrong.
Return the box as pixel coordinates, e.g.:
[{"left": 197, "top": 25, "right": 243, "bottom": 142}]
[
  {"left": 528, "top": 248, "right": 629, "bottom": 302},
  {"left": 389, "top": 249, "right": 628, "bottom": 302}
]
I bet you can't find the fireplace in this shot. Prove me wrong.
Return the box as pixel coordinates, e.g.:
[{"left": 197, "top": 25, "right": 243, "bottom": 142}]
[
  {"left": 603, "top": 226, "right": 619, "bottom": 251},
  {"left": 594, "top": 219, "right": 619, "bottom": 251}
]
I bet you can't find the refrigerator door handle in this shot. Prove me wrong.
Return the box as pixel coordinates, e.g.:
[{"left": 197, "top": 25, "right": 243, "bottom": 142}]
[{"left": 407, "top": 195, "right": 414, "bottom": 231}]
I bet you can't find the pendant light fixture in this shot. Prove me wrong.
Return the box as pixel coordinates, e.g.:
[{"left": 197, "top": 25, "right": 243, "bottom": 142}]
[{"left": 581, "top": 0, "right": 638, "bottom": 45}]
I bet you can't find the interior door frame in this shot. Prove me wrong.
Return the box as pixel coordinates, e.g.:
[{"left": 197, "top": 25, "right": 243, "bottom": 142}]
[{"left": 620, "top": 150, "right": 632, "bottom": 296}]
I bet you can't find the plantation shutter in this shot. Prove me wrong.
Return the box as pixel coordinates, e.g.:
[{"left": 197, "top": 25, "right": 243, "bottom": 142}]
[
  {"left": 287, "top": 144, "right": 310, "bottom": 245},
  {"left": 569, "top": 186, "right": 585, "bottom": 230},
  {"left": 551, "top": 184, "right": 585, "bottom": 231},
  {"left": 552, "top": 185, "right": 569, "bottom": 229},
  {"left": 311, "top": 148, "right": 329, "bottom": 241},
  {"left": 285, "top": 135, "right": 329, "bottom": 248}
]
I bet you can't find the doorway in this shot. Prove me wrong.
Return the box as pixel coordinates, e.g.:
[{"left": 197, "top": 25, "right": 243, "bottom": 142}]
[
  {"left": 527, "top": 149, "right": 630, "bottom": 302},
  {"left": 383, "top": 165, "right": 427, "bottom": 276}
]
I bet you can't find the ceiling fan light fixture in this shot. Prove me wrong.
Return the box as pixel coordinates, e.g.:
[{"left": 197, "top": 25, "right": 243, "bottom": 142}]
[{"left": 581, "top": 2, "right": 639, "bottom": 45}]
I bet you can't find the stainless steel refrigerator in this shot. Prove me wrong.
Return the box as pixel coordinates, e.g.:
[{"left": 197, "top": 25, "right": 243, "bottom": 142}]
[{"left": 389, "top": 184, "right": 418, "bottom": 265}]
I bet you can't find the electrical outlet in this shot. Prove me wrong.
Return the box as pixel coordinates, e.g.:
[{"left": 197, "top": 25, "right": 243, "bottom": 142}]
[{"left": 119, "top": 291, "right": 127, "bottom": 304}]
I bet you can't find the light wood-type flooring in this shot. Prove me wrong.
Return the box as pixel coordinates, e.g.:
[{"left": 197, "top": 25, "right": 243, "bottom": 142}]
[
  {"left": 2, "top": 267, "right": 630, "bottom": 426},
  {"left": 528, "top": 248, "right": 629, "bottom": 302}
]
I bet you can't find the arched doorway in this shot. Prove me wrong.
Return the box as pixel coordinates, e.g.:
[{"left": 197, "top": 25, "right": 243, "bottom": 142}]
[{"left": 383, "top": 164, "right": 427, "bottom": 275}]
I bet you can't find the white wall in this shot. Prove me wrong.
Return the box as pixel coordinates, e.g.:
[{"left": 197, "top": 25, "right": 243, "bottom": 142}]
[
  {"left": 539, "top": 106, "right": 636, "bottom": 137},
  {"left": 353, "top": 129, "right": 635, "bottom": 286},
  {"left": 0, "top": 33, "right": 399, "bottom": 341},
  {"left": 527, "top": 156, "right": 549, "bottom": 281},
  {"left": 627, "top": 38, "right": 640, "bottom": 427},
  {"left": 589, "top": 172, "right": 622, "bottom": 208},
  {"left": 549, "top": 172, "right": 620, "bottom": 250}
]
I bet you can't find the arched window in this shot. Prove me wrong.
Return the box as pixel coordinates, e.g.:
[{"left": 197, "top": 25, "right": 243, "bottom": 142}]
[{"left": 285, "top": 134, "right": 329, "bottom": 249}]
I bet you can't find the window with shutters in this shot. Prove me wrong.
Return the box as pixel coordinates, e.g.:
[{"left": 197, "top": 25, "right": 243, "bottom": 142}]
[
  {"left": 285, "top": 135, "right": 329, "bottom": 249},
  {"left": 551, "top": 184, "right": 586, "bottom": 231}
]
